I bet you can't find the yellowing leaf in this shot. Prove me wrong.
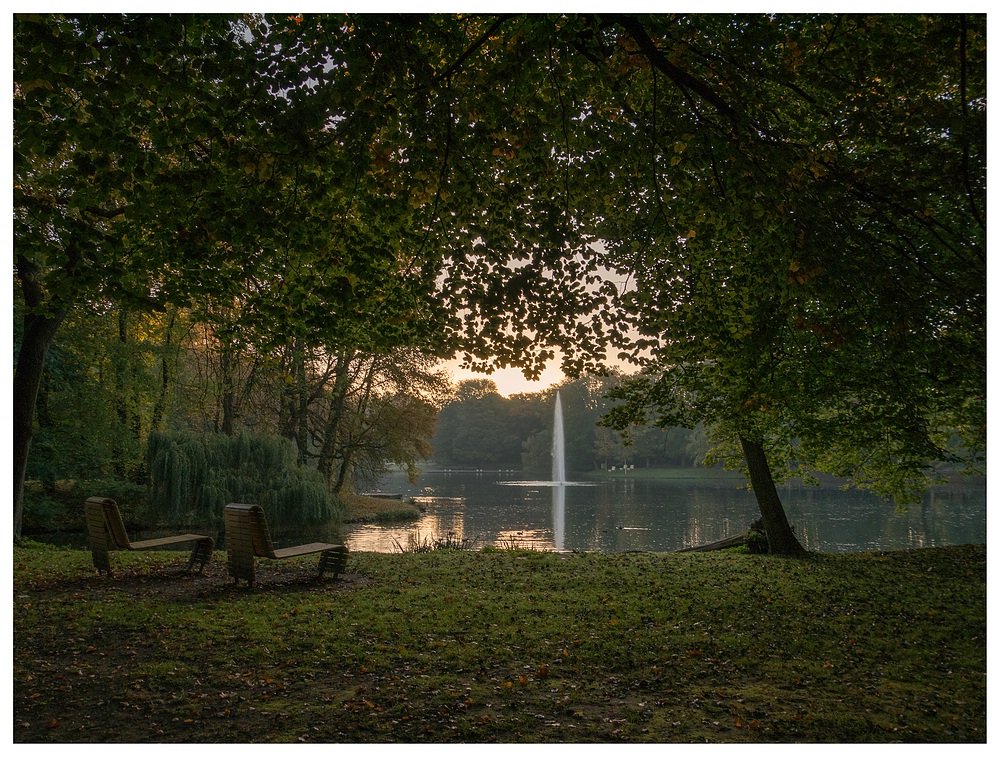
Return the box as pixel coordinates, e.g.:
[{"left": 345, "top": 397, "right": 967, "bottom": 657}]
[{"left": 23, "top": 79, "right": 52, "bottom": 93}]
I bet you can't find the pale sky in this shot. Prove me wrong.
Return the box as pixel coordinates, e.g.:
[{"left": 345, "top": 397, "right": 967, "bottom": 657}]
[
  {"left": 442, "top": 357, "right": 566, "bottom": 397},
  {"left": 442, "top": 345, "right": 638, "bottom": 397}
]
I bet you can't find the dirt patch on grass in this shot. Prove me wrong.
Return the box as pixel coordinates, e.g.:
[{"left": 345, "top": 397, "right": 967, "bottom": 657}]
[
  {"left": 14, "top": 559, "right": 374, "bottom": 743},
  {"left": 20, "top": 558, "right": 374, "bottom": 601}
]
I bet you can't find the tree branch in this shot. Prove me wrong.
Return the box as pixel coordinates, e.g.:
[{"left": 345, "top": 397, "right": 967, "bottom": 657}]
[
  {"left": 614, "top": 16, "right": 738, "bottom": 123},
  {"left": 435, "top": 15, "right": 516, "bottom": 84}
]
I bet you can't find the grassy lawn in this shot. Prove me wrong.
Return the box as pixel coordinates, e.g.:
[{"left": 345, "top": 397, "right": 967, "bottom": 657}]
[
  {"left": 13, "top": 541, "right": 985, "bottom": 743},
  {"left": 340, "top": 492, "right": 423, "bottom": 524}
]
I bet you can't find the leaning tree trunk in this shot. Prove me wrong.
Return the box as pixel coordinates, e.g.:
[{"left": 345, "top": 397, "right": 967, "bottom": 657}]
[
  {"left": 13, "top": 309, "right": 68, "bottom": 541},
  {"left": 739, "top": 435, "right": 807, "bottom": 556}
]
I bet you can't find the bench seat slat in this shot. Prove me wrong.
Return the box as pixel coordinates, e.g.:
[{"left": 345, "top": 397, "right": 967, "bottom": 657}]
[
  {"left": 129, "top": 534, "right": 215, "bottom": 550},
  {"left": 272, "top": 543, "right": 341, "bottom": 559}
]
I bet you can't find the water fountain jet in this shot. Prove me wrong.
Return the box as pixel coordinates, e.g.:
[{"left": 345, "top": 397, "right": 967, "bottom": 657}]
[{"left": 552, "top": 390, "right": 566, "bottom": 485}]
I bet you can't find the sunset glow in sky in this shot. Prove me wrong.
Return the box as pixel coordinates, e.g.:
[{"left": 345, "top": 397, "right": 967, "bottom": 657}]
[{"left": 442, "top": 358, "right": 566, "bottom": 397}]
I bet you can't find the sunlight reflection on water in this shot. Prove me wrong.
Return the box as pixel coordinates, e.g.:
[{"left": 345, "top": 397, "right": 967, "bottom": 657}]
[{"left": 344, "top": 470, "right": 985, "bottom": 555}]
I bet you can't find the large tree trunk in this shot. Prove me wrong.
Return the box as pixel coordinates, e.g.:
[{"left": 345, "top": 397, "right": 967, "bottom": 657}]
[
  {"left": 13, "top": 310, "right": 68, "bottom": 541},
  {"left": 739, "top": 435, "right": 807, "bottom": 556}
]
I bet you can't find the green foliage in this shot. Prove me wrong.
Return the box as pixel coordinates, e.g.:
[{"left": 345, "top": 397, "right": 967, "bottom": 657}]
[
  {"left": 20, "top": 303, "right": 172, "bottom": 484},
  {"left": 146, "top": 430, "right": 339, "bottom": 529},
  {"left": 76, "top": 478, "right": 150, "bottom": 515},
  {"left": 13, "top": 13, "right": 985, "bottom": 543},
  {"left": 391, "top": 531, "right": 479, "bottom": 553},
  {"left": 21, "top": 478, "right": 150, "bottom": 535},
  {"left": 595, "top": 15, "right": 985, "bottom": 508},
  {"left": 745, "top": 521, "right": 770, "bottom": 555},
  {"left": 19, "top": 491, "right": 65, "bottom": 536}
]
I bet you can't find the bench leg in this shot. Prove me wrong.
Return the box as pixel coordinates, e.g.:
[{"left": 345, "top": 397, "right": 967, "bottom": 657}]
[
  {"left": 92, "top": 549, "right": 113, "bottom": 576},
  {"left": 228, "top": 570, "right": 255, "bottom": 587},
  {"left": 318, "top": 547, "right": 348, "bottom": 579},
  {"left": 227, "top": 553, "right": 255, "bottom": 587},
  {"left": 186, "top": 538, "right": 215, "bottom": 574}
]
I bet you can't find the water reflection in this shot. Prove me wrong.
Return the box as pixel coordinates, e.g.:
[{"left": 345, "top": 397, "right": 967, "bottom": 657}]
[
  {"left": 552, "top": 484, "right": 565, "bottom": 551},
  {"left": 343, "top": 470, "right": 985, "bottom": 554}
]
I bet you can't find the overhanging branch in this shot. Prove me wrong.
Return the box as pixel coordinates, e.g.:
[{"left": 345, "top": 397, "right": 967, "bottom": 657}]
[
  {"left": 435, "top": 15, "right": 516, "bottom": 84},
  {"left": 615, "top": 16, "right": 738, "bottom": 124}
]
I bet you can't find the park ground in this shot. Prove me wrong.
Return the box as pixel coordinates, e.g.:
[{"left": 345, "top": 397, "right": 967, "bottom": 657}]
[{"left": 13, "top": 540, "right": 985, "bottom": 743}]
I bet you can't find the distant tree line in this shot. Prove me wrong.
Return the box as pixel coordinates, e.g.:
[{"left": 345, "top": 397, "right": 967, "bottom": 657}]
[{"left": 432, "top": 376, "right": 711, "bottom": 472}]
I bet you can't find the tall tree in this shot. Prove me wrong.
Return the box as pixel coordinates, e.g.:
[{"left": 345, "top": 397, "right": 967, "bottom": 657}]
[
  {"left": 13, "top": 15, "right": 275, "bottom": 537},
  {"left": 390, "top": 13, "right": 983, "bottom": 551},
  {"left": 591, "top": 15, "right": 986, "bottom": 551},
  {"left": 12, "top": 14, "right": 459, "bottom": 537},
  {"left": 324, "top": 350, "right": 449, "bottom": 491}
]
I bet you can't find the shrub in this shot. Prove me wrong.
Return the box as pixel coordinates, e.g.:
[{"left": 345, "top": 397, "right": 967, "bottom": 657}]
[
  {"left": 146, "top": 430, "right": 341, "bottom": 530},
  {"left": 21, "top": 478, "right": 149, "bottom": 534},
  {"left": 19, "top": 490, "right": 67, "bottom": 535}
]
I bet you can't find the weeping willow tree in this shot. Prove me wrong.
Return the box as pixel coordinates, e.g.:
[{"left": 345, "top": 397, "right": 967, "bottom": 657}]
[{"left": 146, "top": 430, "right": 339, "bottom": 530}]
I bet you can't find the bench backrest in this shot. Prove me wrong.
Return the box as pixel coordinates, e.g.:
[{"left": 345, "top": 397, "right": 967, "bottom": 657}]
[
  {"left": 223, "top": 503, "right": 277, "bottom": 559},
  {"left": 84, "top": 496, "right": 132, "bottom": 550}
]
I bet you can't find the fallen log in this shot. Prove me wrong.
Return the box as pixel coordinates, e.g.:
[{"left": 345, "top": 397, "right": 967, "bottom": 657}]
[{"left": 675, "top": 533, "right": 747, "bottom": 553}]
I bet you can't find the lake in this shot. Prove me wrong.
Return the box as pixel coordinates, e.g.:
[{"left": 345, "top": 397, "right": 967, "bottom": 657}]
[{"left": 344, "top": 469, "right": 986, "bottom": 554}]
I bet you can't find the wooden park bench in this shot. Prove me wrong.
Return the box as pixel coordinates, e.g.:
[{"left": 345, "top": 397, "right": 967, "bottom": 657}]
[
  {"left": 84, "top": 496, "right": 214, "bottom": 576},
  {"left": 223, "top": 503, "right": 349, "bottom": 587}
]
